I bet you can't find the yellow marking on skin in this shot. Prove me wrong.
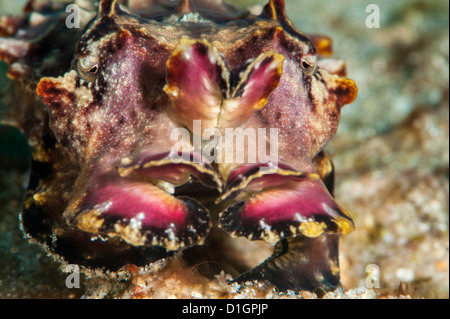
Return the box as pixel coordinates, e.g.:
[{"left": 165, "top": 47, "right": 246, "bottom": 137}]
[
  {"left": 107, "top": 0, "right": 118, "bottom": 17},
  {"left": 111, "top": 222, "right": 147, "bottom": 246},
  {"left": 259, "top": 220, "right": 281, "bottom": 244},
  {"left": 338, "top": 78, "right": 358, "bottom": 105},
  {"left": 330, "top": 262, "right": 340, "bottom": 276},
  {"left": 32, "top": 142, "right": 52, "bottom": 163},
  {"left": 273, "top": 26, "right": 284, "bottom": 39},
  {"left": 311, "top": 36, "right": 333, "bottom": 57},
  {"left": 23, "top": 195, "right": 34, "bottom": 210},
  {"left": 312, "top": 151, "right": 333, "bottom": 180},
  {"left": 254, "top": 20, "right": 276, "bottom": 30},
  {"left": 268, "top": 1, "right": 276, "bottom": 18},
  {"left": 65, "top": 197, "right": 83, "bottom": 221},
  {"left": 32, "top": 192, "right": 47, "bottom": 206},
  {"left": 299, "top": 220, "right": 327, "bottom": 238},
  {"left": 333, "top": 217, "right": 354, "bottom": 235},
  {"left": 289, "top": 225, "right": 297, "bottom": 235},
  {"left": 118, "top": 27, "right": 133, "bottom": 40},
  {"left": 325, "top": 72, "right": 358, "bottom": 106},
  {"left": 76, "top": 210, "right": 104, "bottom": 234},
  {"left": 164, "top": 238, "right": 183, "bottom": 251}
]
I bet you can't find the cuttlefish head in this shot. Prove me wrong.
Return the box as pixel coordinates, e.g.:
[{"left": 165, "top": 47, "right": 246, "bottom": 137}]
[{"left": 36, "top": 0, "right": 356, "bottom": 256}]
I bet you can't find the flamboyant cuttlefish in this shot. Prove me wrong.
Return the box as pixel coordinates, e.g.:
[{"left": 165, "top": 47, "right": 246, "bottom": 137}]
[{"left": 0, "top": 0, "right": 357, "bottom": 293}]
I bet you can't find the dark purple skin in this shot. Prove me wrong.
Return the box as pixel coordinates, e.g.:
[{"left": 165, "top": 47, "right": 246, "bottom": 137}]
[{"left": 0, "top": 0, "right": 357, "bottom": 292}]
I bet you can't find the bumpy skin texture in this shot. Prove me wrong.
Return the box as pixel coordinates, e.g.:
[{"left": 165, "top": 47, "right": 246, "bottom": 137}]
[{"left": 0, "top": 0, "right": 357, "bottom": 292}]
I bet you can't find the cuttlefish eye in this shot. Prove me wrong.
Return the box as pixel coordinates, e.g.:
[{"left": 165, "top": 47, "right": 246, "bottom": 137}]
[
  {"left": 300, "top": 55, "right": 317, "bottom": 75},
  {"left": 77, "top": 56, "right": 100, "bottom": 81}
]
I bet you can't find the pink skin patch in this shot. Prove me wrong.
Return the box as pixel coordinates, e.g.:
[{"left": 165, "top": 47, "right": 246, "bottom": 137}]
[
  {"left": 84, "top": 179, "right": 187, "bottom": 229},
  {"left": 219, "top": 177, "right": 353, "bottom": 242},
  {"left": 164, "top": 38, "right": 226, "bottom": 132},
  {"left": 164, "top": 38, "right": 283, "bottom": 132},
  {"left": 117, "top": 151, "right": 222, "bottom": 190},
  {"left": 219, "top": 52, "right": 284, "bottom": 128},
  {"left": 76, "top": 174, "right": 212, "bottom": 249},
  {"left": 242, "top": 179, "right": 342, "bottom": 223},
  {"left": 219, "top": 162, "right": 316, "bottom": 202}
]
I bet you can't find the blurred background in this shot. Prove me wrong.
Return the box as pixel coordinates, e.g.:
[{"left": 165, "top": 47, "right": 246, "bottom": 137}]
[{"left": 0, "top": 0, "right": 448, "bottom": 298}]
